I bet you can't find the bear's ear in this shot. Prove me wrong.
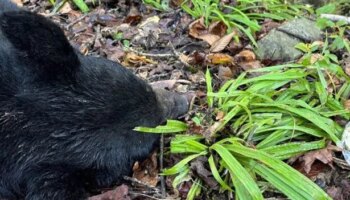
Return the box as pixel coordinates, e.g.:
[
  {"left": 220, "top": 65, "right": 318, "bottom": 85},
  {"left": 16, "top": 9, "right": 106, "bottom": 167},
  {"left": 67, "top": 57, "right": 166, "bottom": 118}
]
[{"left": 0, "top": 11, "right": 79, "bottom": 81}]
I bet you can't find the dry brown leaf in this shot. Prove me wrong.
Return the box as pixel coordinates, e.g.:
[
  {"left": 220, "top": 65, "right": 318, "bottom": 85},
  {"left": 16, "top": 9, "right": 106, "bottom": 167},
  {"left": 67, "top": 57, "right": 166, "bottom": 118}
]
[
  {"left": 215, "top": 111, "right": 225, "bottom": 120},
  {"left": 208, "top": 21, "right": 227, "bottom": 37},
  {"left": 191, "top": 51, "right": 206, "bottom": 65},
  {"left": 132, "top": 151, "right": 159, "bottom": 187},
  {"left": 198, "top": 34, "right": 220, "bottom": 46},
  {"left": 203, "top": 121, "right": 221, "bottom": 138},
  {"left": 190, "top": 157, "right": 218, "bottom": 189},
  {"left": 234, "top": 50, "right": 256, "bottom": 62},
  {"left": 189, "top": 18, "right": 228, "bottom": 45},
  {"left": 188, "top": 17, "right": 207, "bottom": 39},
  {"left": 344, "top": 99, "right": 350, "bottom": 110},
  {"left": 310, "top": 53, "right": 323, "bottom": 64},
  {"left": 207, "top": 53, "right": 234, "bottom": 65},
  {"left": 179, "top": 53, "right": 192, "bottom": 65},
  {"left": 122, "top": 52, "right": 157, "bottom": 67},
  {"left": 218, "top": 66, "right": 234, "bottom": 79},
  {"left": 171, "top": 0, "right": 185, "bottom": 6},
  {"left": 301, "top": 148, "right": 334, "bottom": 173},
  {"left": 59, "top": 1, "right": 73, "bottom": 14},
  {"left": 210, "top": 31, "right": 236, "bottom": 52},
  {"left": 88, "top": 185, "right": 130, "bottom": 200},
  {"left": 240, "top": 61, "right": 262, "bottom": 71}
]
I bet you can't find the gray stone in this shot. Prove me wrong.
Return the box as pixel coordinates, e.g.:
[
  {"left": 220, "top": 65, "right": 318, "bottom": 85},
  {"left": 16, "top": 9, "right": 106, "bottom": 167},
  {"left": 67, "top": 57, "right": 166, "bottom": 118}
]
[
  {"left": 256, "top": 29, "right": 302, "bottom": 62},
  {"left": 277, "top": 18, "right": 322, "bottom": 42},
  {"left": 255, "top": 18, "right": 322, "bottom": 62}
]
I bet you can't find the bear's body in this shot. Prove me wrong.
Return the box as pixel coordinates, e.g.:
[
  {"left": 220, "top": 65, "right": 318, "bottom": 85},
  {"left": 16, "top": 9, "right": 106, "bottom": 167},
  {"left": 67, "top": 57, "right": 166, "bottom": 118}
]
[{"left": 0, "top": 1, "right": 188, "bottom": 199}]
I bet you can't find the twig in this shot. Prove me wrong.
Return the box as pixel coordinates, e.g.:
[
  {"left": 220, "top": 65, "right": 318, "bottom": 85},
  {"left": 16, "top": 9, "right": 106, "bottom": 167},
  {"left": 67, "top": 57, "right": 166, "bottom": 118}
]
[
  {"left": 66, "top": 14, "right": 88, "bottom": 30},
  {"left": 123, "top": 176, "right": 161, "bottom": 193},
  {"left": 129, "top": 48, "right": 176, "bottom": 58},
  {"left": 159, "top": 135, "right": 166, "bottom": 198},
  {"left": 128, "top": 191, "right": 161, "bottom": 200},
  {"left": 169, "top": 42, "right": 191, "bottom": 67},
  {"left": 321, "top": 14, "right": 350, "bottom": 24}
]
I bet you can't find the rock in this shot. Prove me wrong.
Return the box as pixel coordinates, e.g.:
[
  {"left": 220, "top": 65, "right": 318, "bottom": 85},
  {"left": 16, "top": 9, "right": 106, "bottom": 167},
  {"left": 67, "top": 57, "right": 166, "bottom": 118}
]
[
  {"left": 256, "top": 29, "right": 302, "bottom": 62},
  {"left": 256, "top": 18, "right": 322, "bottom": 62},
  {"left": 277, "top": 18, "right": 322, "bottom": 42}
]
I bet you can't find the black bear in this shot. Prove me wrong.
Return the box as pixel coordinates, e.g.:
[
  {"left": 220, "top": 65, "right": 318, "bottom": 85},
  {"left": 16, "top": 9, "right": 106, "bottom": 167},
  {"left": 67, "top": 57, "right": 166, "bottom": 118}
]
[{"left": 0, "top": 1, "right": 189, "bottom": 199}]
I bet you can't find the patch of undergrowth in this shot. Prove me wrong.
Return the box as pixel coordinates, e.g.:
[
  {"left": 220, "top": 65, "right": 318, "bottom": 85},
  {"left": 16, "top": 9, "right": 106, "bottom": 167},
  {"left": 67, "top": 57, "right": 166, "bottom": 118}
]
[
  {"left": 142, "top": 0, "right": 170, "bottom": 11},
  {"left": 181, "top": 0, "right": 312, "bottom": 46},
  {"left": 49, "top": 0, "right": 90, "bottom": 13},
  {"left": 136, "top": 40, "right": 350, "bottom": 199},
  {"left": 315, "top": 3, "right": 350, "bottom": 53}
]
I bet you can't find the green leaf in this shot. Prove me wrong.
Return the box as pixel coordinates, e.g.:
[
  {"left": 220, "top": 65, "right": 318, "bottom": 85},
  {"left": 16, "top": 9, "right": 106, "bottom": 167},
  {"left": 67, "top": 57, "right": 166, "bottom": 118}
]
[
  {"left": 316, "top": 3, "right": 336, "bottom": 15},
  {"left": 206, "top": 69, "right": 213, "bottom": 108},
  {"left": 261, "top": 140, "right": 326, "bottom": 159},
  {"left": 211, "top": 143, "right": 264, "bottom": 200},
  {"left": 163, "top": 152, "right": 207, "bottom": 175},
  {"left": 208, "top": 155, "right": 232, "bottom": 191},
  {"left": 186, "top": 179, "right": 202, "bottom": 200},
  {"left": 223, "top": 142, "right": 332, "bottom": 199},
  {"left": 134, "top": 120, "right": 188, "bottom": 133},
  {"left": 295, "top": 43, "right": 310, "bottom": 53},
  {"left": 251, "top": 103, "right": 341, "bottom": 143},
  {"left": 72, "top": 0, "right": 89, "bottom": 13}
]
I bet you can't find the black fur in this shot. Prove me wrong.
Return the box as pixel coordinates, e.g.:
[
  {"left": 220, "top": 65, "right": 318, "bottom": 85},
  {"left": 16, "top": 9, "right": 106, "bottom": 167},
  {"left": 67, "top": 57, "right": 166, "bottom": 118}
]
[{"left": 0, "top": 1, "right": 188, "bottom": 200}]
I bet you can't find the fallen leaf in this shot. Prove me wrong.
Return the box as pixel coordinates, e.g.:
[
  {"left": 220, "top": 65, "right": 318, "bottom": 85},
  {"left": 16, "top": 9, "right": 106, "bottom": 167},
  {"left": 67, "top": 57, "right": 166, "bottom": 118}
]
[
  {"left": 215, "top": 111, "right": 225, "bottom": 120},
  {"left": 188, "top": 71, "right": 205, "bottom": 83},
  {"left": 59, "top": 1, "right": 72, "bottom": 14},
  {"left": 300, "top": 147, "right": 334, "bottom": 173},
  {"left": 218, "top": 66, "right": 234, "bottom": 80},
  {"left": 240, "top": 60, "right": 262, "bottom": 71},
  {"left": 188, "top": 18, "right": 224, "bottom": 45},
  {"left": 124, "top": 5, "right": 142, "bottom": 25},
  {"left": 122, "top": 52, "right": 157, "bottom": 67},
  {"left": 188, "top": 17, "right": 207, "bottom": 39},
  {"left": 344, "top": 100, "right": 350, "bottom": 110},
  {"left": 199, "top": 34, "right": 221, "bottom": 46},
  {"left": 210, "top": 31, "right": 236, "bottom": 52},
  {"left": 132, "top": 151, "right": 159, "bottom": 187},
  {"left": 179, "top": 53, "right": 192, "bottom": 65},
  {"left": 190, "top": 157, "right": 218, "bottom": 189},
  {"left": 203, "top": 121, "right": 221, "bottom": 139},
  {"left": 310, "top": 53, "right": 323, "bottom": 64},
  {"left": 138, "top": 16, "right": 160, "bottom": 28},
  {"left": 89, "top": 185, "right": 130, "bottom": 200},
  {"left": 192, "top": 51, "right": 206, "bottom": 65},
  {"left": 234, "top": 50, "right": 256, "bottom": 62},
  {"left": 207, "top": 53, "right": 234, "bottom": 65},
  {"left": 208, "top": 21, "right": 227, "bottom": 37}
]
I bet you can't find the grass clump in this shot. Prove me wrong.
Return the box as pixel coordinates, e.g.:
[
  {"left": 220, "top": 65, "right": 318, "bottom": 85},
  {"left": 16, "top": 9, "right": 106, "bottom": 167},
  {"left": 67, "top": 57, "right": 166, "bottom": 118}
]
[
  {"left": 136, "top": 44, "right": 350, "bottom": 199},
  {"left": 180, "top": 0, "right": 311, "bottom": 46}
]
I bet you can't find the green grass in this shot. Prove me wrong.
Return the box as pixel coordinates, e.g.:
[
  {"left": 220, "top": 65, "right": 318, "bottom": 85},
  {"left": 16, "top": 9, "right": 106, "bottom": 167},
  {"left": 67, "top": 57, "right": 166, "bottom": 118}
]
[
  {"left": 180, "top": 0, "right": 311, "bottom": 46},
  {"left": 136, "top": 45, "right": 349, "bottom": 198}
]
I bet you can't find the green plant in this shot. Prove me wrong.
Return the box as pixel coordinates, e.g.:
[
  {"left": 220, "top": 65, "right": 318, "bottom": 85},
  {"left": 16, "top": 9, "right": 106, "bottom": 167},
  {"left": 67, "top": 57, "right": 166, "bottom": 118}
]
[
  {"left": 143, "top": 0, "right": 170, "bottom": 11},
  {"left": 136, "top": 56, "right": 349, "bottom": 199},
  {"left": 50, "top": 0, "right": 89, "bottom": 13},
  {"left": 316, "top": 3, "right": 350, "bottom": 53},
  {"left": 180, "top": 0, "right": 311, "bottom": 46}
]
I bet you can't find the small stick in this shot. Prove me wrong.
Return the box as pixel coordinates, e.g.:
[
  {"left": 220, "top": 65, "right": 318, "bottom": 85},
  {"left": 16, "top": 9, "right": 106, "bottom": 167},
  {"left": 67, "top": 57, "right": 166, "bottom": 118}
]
[
  {"left": 321, "top": 14, "right": 350, "bottom": 24},
  {"left": 66, "top": 14, "right": 88, "bottom": 30},
  {"left": 159, "top": 135, "right": 166, "bottom": 198},
  {"left": 123, "top": 176, "right": 161, "bottom": 193},
  {"left": 129, "top": 48, "right": 175, "bottom": 58}
]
